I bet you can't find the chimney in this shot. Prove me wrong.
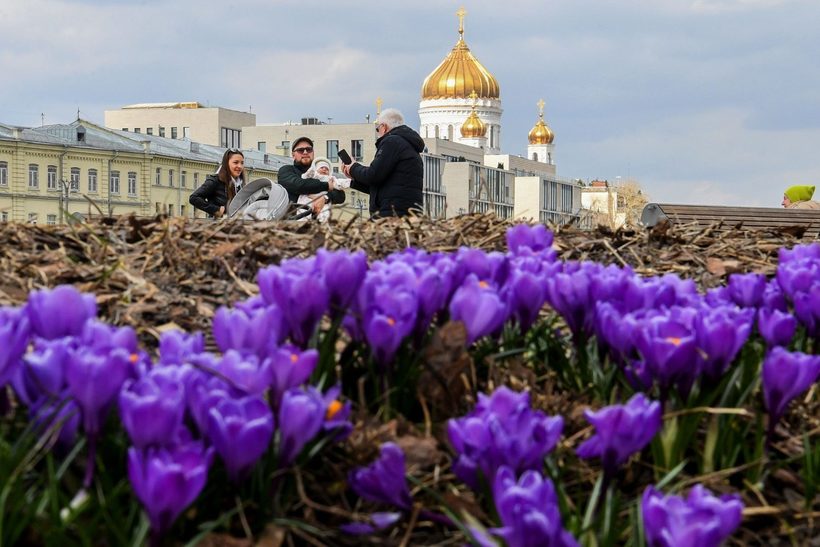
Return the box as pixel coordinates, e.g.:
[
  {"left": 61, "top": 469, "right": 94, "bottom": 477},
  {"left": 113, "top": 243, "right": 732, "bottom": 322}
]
[
  {"left": 142, "top": 141, "right": 151, "bottom": 152},
  {"left": 12, "top": 128, "right": 22, "bottom": 139}
]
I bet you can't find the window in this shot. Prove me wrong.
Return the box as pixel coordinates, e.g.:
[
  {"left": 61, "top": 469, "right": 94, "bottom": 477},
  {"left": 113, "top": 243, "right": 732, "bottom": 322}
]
[
  {"left": 326, "top": 140, "right": 339, "bottom": 162},
  {"left": 180, "top": 204, "right": 187, "bottom": 217},
  {"left": 155, "top": 202, "right": 161, "bottom": 214},
  {"left": 155, "top": 167, "right": 161, "bottom": 186},
  {"left": 182, "top": 127, "right": 190, "bottom": 139},
  {"left": 28, "top": 164, "right": 39, "bottom": 189},
  {"left": 0, "top": 161, "right": 7, "bottom": 186},
  {"left": 70, "top": 167, "right": 80, "bottom": 191},
  {"left": 167, "top": 203, "right": 174, "bottom": 216},
  {"left": 181, "top": 171, "right": 186, "bottom": 188},
  {"left": 171, "top": 127, "right": 178, "bottom": 139},
  {"left": 193, "top": 173, "right": 199, "bottom": 188},
  {"left": 281, "top": 140, "right": 290, "bottom": 152},
  {"left": 1, "top": 211, "right": 7, "bottom": 222},
  {"left": 109, "top": 170, "right": 120, "bottom": 194},
  {"left": 169, "top": 169, "right": 174, "bottom": 187},
  {"left": 220, "top": 127, "right": 241, "bottom": 148},
  {"left": 128, "top": 172, "right": 137, "bottom": 196},
  {"left": 88, "top": 169, "right": 98, "bottom": 193},
  {"left": 122, "top": 127, "right": 128, "bottom": 132},
  {"left": 257, "top": 141, "right": 266, "bottom": 153},
  {"left": 158, "top": 126, "right": 165, "bottom": 138},
  {"left": 351, "top": 139, "right": 363, "bottom": 161},
  {"left": 146, "top": 127, "right": 153, "bottom": 135},
  {"left": 47, "top": 165, "right": 58, "bottom": 190},
  {"left": 47, "top": 214, "right": 57, "bottom": 225},
  {"left": 28, "top": 213, "right": 38, "bottom": 224},
  {"left": 134, "top": 128, "right": 141, "bottom": 134}
]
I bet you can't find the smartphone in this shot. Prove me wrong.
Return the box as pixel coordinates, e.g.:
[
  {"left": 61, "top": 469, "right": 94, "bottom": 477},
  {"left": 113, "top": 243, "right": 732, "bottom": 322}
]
[{"left": 338, "top": 149, "right": 352, "bottom": 165}]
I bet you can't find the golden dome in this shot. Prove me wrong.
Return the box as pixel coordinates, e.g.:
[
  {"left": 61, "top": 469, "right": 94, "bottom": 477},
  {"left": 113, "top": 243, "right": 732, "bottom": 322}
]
[
  {"left": 528, "top": 119, "right": 554, "bottom": 144},
  {"left": 461, "top": 109, "right": 486, "bottom": 138},
  {"left": 528, "top": 99, "right": 554, "bottom": 144},
  {"left": 421, "top": 9, "right": 500, "bottom": 100}
]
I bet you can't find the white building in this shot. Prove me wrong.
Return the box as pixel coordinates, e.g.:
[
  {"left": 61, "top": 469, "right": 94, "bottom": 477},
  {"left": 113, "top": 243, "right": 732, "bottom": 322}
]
[{"left": 105, "top": 102, "right": 256, "bottom": 148}]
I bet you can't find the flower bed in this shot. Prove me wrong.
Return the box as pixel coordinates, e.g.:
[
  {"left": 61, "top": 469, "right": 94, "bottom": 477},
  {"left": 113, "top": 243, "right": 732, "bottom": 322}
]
[{"left": 0, "top": 218, "right": 818, "bottom": 545}]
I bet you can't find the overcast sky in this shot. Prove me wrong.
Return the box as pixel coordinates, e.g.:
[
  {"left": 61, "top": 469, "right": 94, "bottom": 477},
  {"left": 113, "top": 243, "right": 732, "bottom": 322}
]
[{"left": 1, "top": 0, "right": 818, "bottom": 206}]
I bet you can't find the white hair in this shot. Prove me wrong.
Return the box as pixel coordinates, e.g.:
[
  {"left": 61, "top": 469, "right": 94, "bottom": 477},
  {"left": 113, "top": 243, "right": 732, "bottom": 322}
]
[{"left": 378, "top": 108, "right": 404, "bottom": 130}]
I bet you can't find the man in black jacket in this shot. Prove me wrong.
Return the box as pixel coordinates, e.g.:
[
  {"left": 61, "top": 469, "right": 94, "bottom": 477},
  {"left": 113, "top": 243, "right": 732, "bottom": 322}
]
[
  {"left": 277, "top": 137, "right": 345, "bottom": 210},
  {"left": 342, "top": 109, "right": 424, "bottom": 218}
]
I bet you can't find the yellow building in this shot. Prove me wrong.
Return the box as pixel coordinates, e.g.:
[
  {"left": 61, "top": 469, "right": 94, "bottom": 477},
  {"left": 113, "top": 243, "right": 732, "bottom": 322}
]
[
  {"left": 104, "top": 102, "right": 256, "bottom": 148},
  {"left": 0, "top": 119, "right": 283, "bottom": 224}
]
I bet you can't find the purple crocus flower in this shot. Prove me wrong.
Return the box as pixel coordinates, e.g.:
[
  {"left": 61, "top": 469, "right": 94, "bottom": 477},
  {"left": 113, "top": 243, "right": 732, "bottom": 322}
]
[
  {"left": 217, "top": 350, "right": 272, "bottom": 396},
  {"left": 13, "top": 337, "right": 72, "bottom": 406},
  {"left": 642, "top": 484, "right": 743, "bottom": 547},
  {"left": 258, "top": 260, "right": 329, "bottom": 346},
  {"left": 454, "top": 248, "right": 511, "bottom": 288},
  {"left": 694, "top": 305, "right": 754, "bottom": 381},
  {"left": 207, "top": 394, "right": 274, "bottom": 482},
  {"left": 762, "top": 347, "right": 820, "bottom": 429},
  {"left": 504, "top": 269, "right": 546, "bottom": 331},
  {"left": 266, "top": 345, "right": 318, "bottom": 407},
  {"left": 506, "top": 224, "right": 554, "bottom": 255},
  {"left": 277, "top": 386, "right": 325, "bottom": 466},
  {"left": 576, "top": 393, "right": 662, "bottom": 479},
  {"left": 127, "top": 439, "right": 213, "bottom": 538},
  {"left": 158, "top": 330, "right": 205, "bottom": 367},
  {"left": 316, "top": 248, "right": 368, "bottom": 314},
  {"left": 489, "top": 466, "right": 579, "bottom": 547},
  {"left": 119, "top": 368, "right": 186, "bottom": 448},
  {"left": 26, "top": 285, "right": 96, "bottom": 340},
  {"left": 0, "top": 306, "right": 30, "bottom": 387},
  {"left": 358, "top": 277, "right": 418, "bottom": 366},
  {"left": 212, "top": 304, "right": 284, "bottom": 358},
  {"left": 757, "top": 308, "right": 797, "bottom": 348},
  {"left": 349, "top": 442, "right": 412, "bottom": 511},
  {"left": 185, "top": 368, "right": 240, "bottom": 436},
  {"left": 792, "top": 288, "right": 820, "bottom": 338},
  {"left": 449, "top": 274, "right": 508, "bottom": 344},
  {"left": 65, "top": 346, "right": 132, "bottom": 435},
  {"left": 632, "top": 310, "right": 698, "bottom": 397},
  {"left": 543, "top": 264, "right": 596, "bottom": 339},
  {"left": 727, "top": 272, "right": 767, "bottom": 308},
  {"left": 448, "top": 386, "right": 564, "bottom": 490}
]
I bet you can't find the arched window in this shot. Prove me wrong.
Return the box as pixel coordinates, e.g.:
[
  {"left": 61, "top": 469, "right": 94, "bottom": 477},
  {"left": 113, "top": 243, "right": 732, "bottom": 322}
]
[
  {"left": 447, "top": 125, "right": 454, "bottom": 141},
  {"left": 434, "top": 126, "right": 440, "bottom": 138},
  {"left": 532, "top": 152, "right": 538, "bottom": 161}
]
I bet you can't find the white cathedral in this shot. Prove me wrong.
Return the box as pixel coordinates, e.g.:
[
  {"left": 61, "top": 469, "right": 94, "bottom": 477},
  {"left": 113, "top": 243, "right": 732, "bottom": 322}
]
[{"left": 417, "top": 8, "right": 556, "bottom": 166}]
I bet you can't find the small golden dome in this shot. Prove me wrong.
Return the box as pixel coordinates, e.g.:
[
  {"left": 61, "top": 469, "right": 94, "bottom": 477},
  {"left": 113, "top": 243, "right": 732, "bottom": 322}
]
[
  {"left": 461, "top": 109, "right": 486, "bottom": 138},
  {"left": 421, "top": 9, "right": 500, "bottom": 100},
  {"left": 529, "top": 100, "right": 554, "bottom": 144},
  {"left": 528, "top": 118, "right": 554, "bottom": 144}
]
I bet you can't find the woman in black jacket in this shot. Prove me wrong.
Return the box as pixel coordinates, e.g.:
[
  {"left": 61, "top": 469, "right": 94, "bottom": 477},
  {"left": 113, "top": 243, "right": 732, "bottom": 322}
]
[{"left": 189, "top": 149, "right": 246, "bottom": 218}]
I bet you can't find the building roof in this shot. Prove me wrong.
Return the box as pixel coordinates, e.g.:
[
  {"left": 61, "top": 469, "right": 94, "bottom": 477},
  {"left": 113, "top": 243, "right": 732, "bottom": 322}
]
[{"left": 0, "top": 119, "right": 289, "bottom": 171}]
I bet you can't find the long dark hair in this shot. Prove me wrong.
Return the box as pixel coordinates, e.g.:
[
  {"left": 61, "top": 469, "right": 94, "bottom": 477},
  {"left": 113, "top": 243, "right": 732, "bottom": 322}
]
[{"left": 218, "top": 149, "right": 245, "bottom": 202}]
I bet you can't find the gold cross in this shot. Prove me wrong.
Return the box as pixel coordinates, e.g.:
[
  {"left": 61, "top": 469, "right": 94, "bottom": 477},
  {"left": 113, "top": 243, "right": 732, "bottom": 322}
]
[
  {"left": 376, "top": 97, "right": 383, "bottom": 115},
  {"left": 457, "top": 7, "right": 466, "bottom": 36},
  {"left": 537, "top": 98, "right": 545, "bottom": 118},
  {"left": 469, "top": 90, "right": 478, "bottom": 107}
]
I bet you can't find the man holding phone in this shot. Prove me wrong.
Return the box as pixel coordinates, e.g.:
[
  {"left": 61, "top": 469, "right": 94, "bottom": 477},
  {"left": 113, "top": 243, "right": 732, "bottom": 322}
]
[
  {"left": 341, "top": 108, "right": 424, "bottom": 218},
  {"left": 278, "top": 137, "right": 346, "bottom": 207}
]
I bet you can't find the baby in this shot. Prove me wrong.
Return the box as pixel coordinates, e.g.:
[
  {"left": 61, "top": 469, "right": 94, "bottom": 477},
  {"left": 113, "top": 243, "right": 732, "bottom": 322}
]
[{"left": 298, "top": 157, "right": 350, "bottom": 222}]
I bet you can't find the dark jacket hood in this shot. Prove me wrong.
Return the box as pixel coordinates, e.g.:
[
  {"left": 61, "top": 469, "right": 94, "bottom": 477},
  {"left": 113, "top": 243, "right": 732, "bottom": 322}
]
[{"left": 380, "top": 125, "right": 425, "bottom": 153}]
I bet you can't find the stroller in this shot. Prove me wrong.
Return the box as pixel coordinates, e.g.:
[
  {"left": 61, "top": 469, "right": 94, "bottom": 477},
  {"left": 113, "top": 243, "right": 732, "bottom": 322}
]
[{"left": 227, "top": 178, "right": 313, "bottom": 221}]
